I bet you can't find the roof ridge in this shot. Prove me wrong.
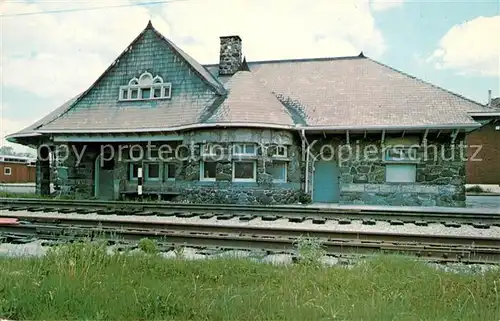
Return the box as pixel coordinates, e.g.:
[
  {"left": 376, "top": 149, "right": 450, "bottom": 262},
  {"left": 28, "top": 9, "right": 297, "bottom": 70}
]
[
  {"left": 203, "top": 54, "right": 366, "bottom": 68},
  {"left": 366, "top": 57, "right": 487, "bottom": 109}
]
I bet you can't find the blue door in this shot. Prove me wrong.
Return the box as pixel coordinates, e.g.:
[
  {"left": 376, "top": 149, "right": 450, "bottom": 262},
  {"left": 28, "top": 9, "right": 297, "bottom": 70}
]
[{"left": 313, "top": 160, "right": 340, "bottom": 203}]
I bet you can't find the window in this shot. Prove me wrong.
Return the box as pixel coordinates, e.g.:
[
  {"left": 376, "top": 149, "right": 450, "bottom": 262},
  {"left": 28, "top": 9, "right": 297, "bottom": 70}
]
[
  {"left": 119, "top": 71, "right": 172, "bottom": 101},
  {"left": 385, "top": 146, "right": 417, "bottom": 162},
  {"left": 232, "top": 161, "right": 256, "bottom": 182},
  {"left": 145, "top": 163, "right": 160, "bottom": 180},
  {"left": 164, "top": 163, "right": 176, "bottom": 181},
  {"left": 385, "top": 164, "right": 416, "bottom": 183},
  {"left": 232, "top": 143, "right": 256, "bottom": 156},
  {"left": 273, "top": 145, "right": 287, "bottom": 157},
  {"left": 4, "top": 167, "right": 11, "bottom": 176},
  {"left": 200, "top": 161, "right": 216, "bottom": 181},
  {"left": 266, "top": 162, "right": 287, "bottom": 183},
  {"left": 129, "top": 163, "right": 140, "bottom": 180}
]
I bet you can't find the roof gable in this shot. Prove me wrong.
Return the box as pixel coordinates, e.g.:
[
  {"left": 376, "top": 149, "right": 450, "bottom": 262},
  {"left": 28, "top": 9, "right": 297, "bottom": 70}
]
[{"left": 37, "top": 22, "right": 228, "bottom": 132}]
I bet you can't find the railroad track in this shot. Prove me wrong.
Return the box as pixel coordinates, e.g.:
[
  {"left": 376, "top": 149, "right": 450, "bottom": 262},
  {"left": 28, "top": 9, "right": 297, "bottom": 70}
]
[
  {"left": 1, "top": 198, "right": 500, "bottom": 226},
  {"left": 1, "top": 214, "right": 500, "bottom": 264}
]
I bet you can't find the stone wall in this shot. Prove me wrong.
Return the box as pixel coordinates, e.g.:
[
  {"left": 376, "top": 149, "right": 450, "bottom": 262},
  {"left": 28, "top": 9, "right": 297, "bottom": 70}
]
[
  {"left": 305, "top": 133, "right": 467, "bottom": 207},
  {"left": 58, "top": 144, "right": 98, "bottom": 198},
  {"left": 54, "top": 130, "right": 467, "bottom": 207},
  {"left": 98, "top": 128, "right": 305, "bottom": 205},
  {"left": 35, "top": 152, "right": 51, "bottom": 196}
]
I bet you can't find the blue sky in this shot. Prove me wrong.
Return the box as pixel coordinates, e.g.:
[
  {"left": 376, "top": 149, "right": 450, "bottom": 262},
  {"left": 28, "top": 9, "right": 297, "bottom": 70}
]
[{"left": 1, "top": 0, "right": 499, "bottom": 152}]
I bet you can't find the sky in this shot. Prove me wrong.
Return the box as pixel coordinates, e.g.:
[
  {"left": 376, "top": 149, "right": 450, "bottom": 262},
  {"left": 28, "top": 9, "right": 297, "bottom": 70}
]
[{"left": 1, "top": 0, "right": 499, "bottom": 153}]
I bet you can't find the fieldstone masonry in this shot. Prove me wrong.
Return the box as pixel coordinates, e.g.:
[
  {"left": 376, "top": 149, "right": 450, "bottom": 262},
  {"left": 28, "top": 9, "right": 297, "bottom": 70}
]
[
  {"left": 305, "top": 134, "right": 466, "bottom": 207},
  {"left": 218, "top": 35, "right": 242, "bottom": 76},
  {"left": 35, "top": 146, "right": 51, "bottom": 196},
  {"left": 53, "top": 129, "right": 468, "bottom": 207}
]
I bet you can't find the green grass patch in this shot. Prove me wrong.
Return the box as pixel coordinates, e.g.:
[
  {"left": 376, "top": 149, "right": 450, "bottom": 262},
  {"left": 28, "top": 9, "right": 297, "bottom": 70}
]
[{"left": 0, "top": 242, "right": 498, "bottom": 320}]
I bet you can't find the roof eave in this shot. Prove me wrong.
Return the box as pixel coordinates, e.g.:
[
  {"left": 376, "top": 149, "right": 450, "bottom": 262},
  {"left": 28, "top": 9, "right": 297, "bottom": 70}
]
[
  {"left": 468, "top": 111, "right": 500, "bottom": 117},
  {"left": 36, "top": 122, "right": 296, "bottom": 134},
  {"left": 301, "top": 123, "right": 481, "bottom": 131}
]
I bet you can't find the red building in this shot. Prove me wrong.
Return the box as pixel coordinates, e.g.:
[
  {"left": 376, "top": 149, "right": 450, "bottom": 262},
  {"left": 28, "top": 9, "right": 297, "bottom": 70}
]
[
  {"left": 0, "top": 155, "right": 36, "bottom": 183},
  {"left": 467, "top": 97, "right": 500, "bottom": 185}
]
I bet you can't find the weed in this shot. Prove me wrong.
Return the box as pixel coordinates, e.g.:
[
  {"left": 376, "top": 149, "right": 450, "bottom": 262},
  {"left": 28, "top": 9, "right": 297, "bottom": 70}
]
[
  {"left": 294, "top": 236, "right": 326, "bottom": 267},
  {"left": 138, "top": 238, "right": 159, "bottom": 255}
]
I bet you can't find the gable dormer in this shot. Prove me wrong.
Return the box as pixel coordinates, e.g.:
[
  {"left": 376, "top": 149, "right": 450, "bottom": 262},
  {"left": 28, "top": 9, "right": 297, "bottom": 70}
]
[{"left": 119, "top": 71, "right": 172, "bottom": 101}]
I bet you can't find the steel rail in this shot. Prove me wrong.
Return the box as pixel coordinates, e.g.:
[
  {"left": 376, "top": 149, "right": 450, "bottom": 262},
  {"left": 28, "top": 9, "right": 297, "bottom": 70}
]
[
  {"left": 1, "top": 198, "right": 499, "bottom": 224},
  {"left": 1, "top": 224, "right": 499, "bottom": 264},
  {"left": 1, "top": 214, "right": 500, "bottom": 263},
  {"left": 3, "top": 213, "right": 499, "bottom": 247}
]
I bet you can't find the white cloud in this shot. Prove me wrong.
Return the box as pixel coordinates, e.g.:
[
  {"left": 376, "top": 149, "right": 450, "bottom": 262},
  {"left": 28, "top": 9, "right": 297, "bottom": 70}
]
[
  {"left": 160, "top": 0, "right": 385, "bottom": 63},
  {"left": 370, "top": 0, "right": 404, "bottom": 11},
  {"left": 1, "top": 0, "right": 386, "bottom": 102},
  {"left": 426, "top": 15, "right": 500, "bottom": 77}
]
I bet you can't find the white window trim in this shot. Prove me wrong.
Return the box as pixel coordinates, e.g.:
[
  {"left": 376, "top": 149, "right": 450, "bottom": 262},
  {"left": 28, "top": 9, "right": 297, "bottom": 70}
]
[
  {"left": 200, "top": 161, "right": 216, "bottom": 181},
  {"left": 4, "top": 167, "right": 12, "bottom": 176},
  {"left": 268, "top": 162, "right": 287, "bottom": 183},
  {"left": 384, "top": 146, "right": 418, "bottom": 163},
  {"left": 385, "top": 163, "right": 417, "bottom": 183},
  {"left": 273, "top": 145, "right": 287, "bottom": 157},
  {"left": 119, "top": 71, "right": 172, "bottom": 102},
  {"left": 232, "top": 160, "right": 257, "bottom": 182},
  {"left": 145, "top": 163, "right": 161, "bottom": 181},
  {"left": 164, "top": 163, "right": 176, "bottom": 181},
  {"left": 232, "top": 143, "right": 257, "bottom": 157}
]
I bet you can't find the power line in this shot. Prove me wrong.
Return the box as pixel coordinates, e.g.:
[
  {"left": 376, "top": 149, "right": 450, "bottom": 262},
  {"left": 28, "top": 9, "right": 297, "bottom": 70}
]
[{"left": 0, "top": 0, "right": 191, "bottom": 18}]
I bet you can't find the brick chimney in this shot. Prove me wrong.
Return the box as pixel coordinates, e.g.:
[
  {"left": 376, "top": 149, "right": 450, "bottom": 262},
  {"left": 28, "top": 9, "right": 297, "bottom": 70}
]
[{"left": 219, "top": 35, "right": 242, "bottom": 76}]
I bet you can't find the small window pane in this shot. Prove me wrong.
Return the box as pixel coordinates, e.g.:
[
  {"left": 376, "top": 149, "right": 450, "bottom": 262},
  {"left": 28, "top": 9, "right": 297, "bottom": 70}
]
[
  {"left": 122, "top": 89, "right": 128, "bottom": 100},
  {"left": 202, "top": 162, "right": 216, "bottom": 179},
  {"left": 131, "top": 89, "right": 138, "bottom": 99},
  {"left": 147, "top": 163, "right": 159, "bottom": 178},
  {"left": 163, "top": 86, "right": 171, "bottom": 98},
  {"left": 275, "top": 146, "right": 286, "bottom": 156},
  {"left": 266, "top": 162, "right": 286, "bottom": 181},
  {"left": 130, "top": 163, "right": 139, "bottom": 179},
  {"left": 245, "top": 144, "right": 255, "bottom": 154},
  {"left": 153, "top": 87, "right": 162, "bottom": 98},
  {"left": 234, "top": 161, "right": 254, "bottom": 179},
  {"left": 386, "top": 164, "right": 416, "bottom": 183},
  {"left": 165, "top": 164, "right": 176, "bottom": 179},
  {"left": 141, "top": 88, "right": 151, "bottom": 99}
]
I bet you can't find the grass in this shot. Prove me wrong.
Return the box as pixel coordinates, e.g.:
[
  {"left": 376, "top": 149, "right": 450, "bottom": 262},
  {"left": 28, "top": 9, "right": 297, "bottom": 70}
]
[{"left": 0, "top": 242, "right": 499, "bottom": 320}]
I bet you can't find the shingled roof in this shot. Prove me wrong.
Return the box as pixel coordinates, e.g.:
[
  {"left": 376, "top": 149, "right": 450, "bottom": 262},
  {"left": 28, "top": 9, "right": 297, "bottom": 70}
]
[
  {"left": 200, "top": 70, "right": 296, "bottom": 126},
  {"left": 6, "top": 22, "right": 493, "bottom": 143}
]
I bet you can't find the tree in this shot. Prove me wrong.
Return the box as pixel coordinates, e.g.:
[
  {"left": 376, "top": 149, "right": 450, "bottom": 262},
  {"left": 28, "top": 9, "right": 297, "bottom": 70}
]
[{"left": 0, "top": 146, "right": 15, "bottom": 155}]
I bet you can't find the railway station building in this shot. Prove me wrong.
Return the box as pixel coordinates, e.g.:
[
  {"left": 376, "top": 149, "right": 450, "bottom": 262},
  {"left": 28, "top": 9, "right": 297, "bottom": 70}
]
[{"left": 7, "top": 21, "right": 500, "bottom": 207}]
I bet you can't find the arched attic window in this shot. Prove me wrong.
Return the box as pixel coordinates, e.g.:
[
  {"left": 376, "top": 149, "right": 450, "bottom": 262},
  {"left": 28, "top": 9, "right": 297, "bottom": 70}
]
[{"left": 119, "top": 71, "right": 171, "bottom": 101}]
